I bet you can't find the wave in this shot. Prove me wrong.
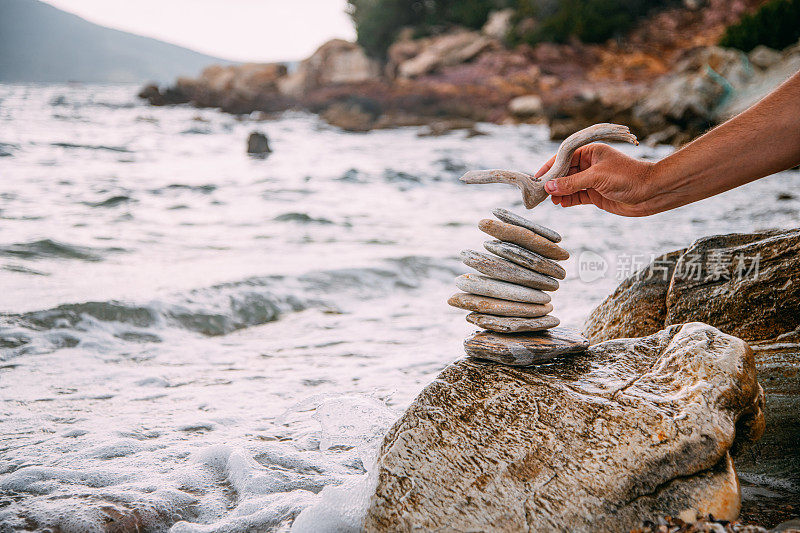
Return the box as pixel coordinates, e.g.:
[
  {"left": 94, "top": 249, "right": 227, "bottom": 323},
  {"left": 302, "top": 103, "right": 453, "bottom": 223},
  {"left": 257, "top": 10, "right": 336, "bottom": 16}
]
[
  {"left": 0, "top": 239, "right": 126, "bottom": 261},
  {"left": 51, "top": 142, "right": 132, "bottom": 153},
  {"left": 154, "top": 184, "right": 218, "bottom": 194},
  {"left": 83, "top": 195, "right": 134, "bottom": 208},
  {"left": 0, "top": 142, "right": 17, "bottom": 157},
  {"left": 0, "top": 256, "right": 462, "bottom": 358},
  {"left": 274, "top": 212, "right": 334, "bottom": 225}
]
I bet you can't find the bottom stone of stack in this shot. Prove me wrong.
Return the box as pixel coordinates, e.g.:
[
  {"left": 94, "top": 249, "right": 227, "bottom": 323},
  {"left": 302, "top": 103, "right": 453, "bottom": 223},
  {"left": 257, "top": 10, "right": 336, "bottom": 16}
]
[
  {"left": 464, "top": 327, "right": 589, "bottom": 366},
  {"left": 466, "top": 313, "right": 559, "bottom": 333}
]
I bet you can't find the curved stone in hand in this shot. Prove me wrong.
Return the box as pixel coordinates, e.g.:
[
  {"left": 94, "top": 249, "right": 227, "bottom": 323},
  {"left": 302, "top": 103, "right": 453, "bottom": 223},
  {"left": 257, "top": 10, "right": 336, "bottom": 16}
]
[
  {"left": 463, "top": 327, "right": 589, "bottom": 366},
  {"left": 454, "top": 273, "right": 551, "bottom": 304},
  {"left": 459, "top": 123, "right": 638, "bottom": 208},
  {"left": 448, "top": 292, "right": 553, "bottom": 318},
  {"left": 466, "top": 313, "right": 560, "bottom": 333},
  {"left": 484, "top": 240, "right": 566, "bottom": 280},
  {"left": 479, "top": 219, "right": 569, "bottom": 261},
  {"left": 492, "top": 208, "right": 561, "bottom": 243},
  {"left": 460, "top": 250, "right": 559, "bottom": 291}
]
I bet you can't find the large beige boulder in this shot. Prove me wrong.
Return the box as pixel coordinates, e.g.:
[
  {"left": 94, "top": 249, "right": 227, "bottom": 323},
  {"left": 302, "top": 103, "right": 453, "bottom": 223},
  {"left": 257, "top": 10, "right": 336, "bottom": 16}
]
[
  {"left": 278, "top": 39, "right": 380, "bottom": 98},
  {"left": 583, "top": 229, "right": 800, "bottom": 521},
  {"left": 395, "top": 31, "right": 494, "bottom": 79},
  {"left": 364, "top": 323, "right": 763, "bottom": 532}
]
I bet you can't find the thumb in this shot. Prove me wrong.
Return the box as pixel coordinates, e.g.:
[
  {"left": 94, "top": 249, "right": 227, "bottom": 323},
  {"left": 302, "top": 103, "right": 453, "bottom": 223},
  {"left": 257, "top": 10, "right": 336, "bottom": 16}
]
[{"left": 544, "top": 168, "right": 597, "bottom": 196}]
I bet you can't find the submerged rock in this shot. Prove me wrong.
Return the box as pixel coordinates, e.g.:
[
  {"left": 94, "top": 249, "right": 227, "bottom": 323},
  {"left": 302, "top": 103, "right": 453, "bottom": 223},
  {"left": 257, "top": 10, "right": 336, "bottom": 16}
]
[
  {"left": 364, "top": 323, "right": 764, "bottom": 532},
  {"left": 246, "top": 131, "right": 271, "bottom": 155}
]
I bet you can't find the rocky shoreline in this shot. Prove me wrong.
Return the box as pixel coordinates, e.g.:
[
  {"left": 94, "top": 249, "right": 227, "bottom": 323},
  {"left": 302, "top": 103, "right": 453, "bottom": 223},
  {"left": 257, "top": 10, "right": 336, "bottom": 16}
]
[{"left": 140, "top": 0, "right": 799, "bottom": 145}]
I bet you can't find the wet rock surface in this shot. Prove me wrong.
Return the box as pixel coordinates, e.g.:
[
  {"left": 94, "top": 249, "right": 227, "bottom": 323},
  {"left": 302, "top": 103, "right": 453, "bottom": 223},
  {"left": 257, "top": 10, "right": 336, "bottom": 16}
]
[
  {"left": 364, "top": 323, "right": 764, "bottom": 532},
  {"left": 584, "top": 229, "right": 800, "bottom": 525}
]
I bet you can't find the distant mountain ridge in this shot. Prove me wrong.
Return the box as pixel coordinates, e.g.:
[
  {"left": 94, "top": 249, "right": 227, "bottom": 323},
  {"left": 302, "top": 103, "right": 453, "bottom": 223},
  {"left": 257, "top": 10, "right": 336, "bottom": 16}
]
[{"left": 0, "top": 0, "right": 231, "bottom": 83}]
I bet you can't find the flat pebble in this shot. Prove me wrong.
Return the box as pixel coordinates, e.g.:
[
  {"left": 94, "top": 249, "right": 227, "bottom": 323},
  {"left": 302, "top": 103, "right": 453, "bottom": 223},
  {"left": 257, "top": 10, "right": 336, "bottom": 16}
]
[
  {"left": 492, "top": 208, "right": 562, "bottom": 243},
  {"left": 454, "top": 274, "right": 551, "bottom": 304},
  {"left": 466, "top": 313, "right": 560, "bottom": 333},
  {"left": 484, "top": 240, "right": 566, "bottom": 280},
  {"left": 461, "top": 250, "right": 559, "bottom": 291},
  {"left": 448, "top": 292, "right": 553, "bottom": 318},
  {"left": 479, "top": 219, "right": 569, "bottom": 261},
  {"left": 463, "top": 327, "right": 589, "bottom": 365}
]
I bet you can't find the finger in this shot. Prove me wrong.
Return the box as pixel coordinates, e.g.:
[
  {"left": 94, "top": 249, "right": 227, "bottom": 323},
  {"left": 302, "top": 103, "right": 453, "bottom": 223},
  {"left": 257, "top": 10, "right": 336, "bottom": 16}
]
[
  {"left": 544, "top": 168, "right": 598, "bottom": 196},
  {"left": 552, "top": 193, "right": 576, "bottom": 208},
  {"left": 534, "top": 155, "right": 556, "bottom": 178},
  {"left": 576, "top": 190, "right": 593, "bottom": 205}
]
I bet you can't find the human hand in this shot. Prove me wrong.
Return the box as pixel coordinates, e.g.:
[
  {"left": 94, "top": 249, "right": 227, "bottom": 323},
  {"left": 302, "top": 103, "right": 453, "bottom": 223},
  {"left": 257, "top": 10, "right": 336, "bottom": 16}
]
[{"left": 535, "top": 143, "right": 660, "bottom": 217}]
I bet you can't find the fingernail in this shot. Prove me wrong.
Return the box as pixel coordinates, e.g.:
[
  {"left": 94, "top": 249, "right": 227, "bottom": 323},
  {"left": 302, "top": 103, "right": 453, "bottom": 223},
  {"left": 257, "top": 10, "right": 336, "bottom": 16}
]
[{"left": 545, "top": 181, "right": 557, "bottom": 194}]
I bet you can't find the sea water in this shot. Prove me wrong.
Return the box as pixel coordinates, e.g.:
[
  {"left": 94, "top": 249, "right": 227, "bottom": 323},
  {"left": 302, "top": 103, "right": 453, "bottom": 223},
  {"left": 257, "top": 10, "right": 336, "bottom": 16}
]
[{"left": 1, "top": 84, "right": 798, "bottom": 532}]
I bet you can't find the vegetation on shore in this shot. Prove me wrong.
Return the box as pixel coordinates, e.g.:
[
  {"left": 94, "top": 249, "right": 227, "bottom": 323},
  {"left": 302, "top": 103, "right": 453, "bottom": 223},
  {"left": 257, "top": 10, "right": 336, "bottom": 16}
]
[
  {"left": 719, "top": 0, "right": 800, "bottom": 51},
  {"left": 346, "top": 0, "right": 508, "bottom": 57},
  {"left": 508, "top": 0, "right": 677, "bottom": 46},
  {"left": 346, "top": 0, "right": 679, "bottom": 58}
]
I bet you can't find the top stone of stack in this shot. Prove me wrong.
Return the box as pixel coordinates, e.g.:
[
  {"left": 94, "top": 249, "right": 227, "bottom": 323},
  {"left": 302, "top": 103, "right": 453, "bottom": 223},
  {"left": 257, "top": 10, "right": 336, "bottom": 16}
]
[{"left": 492, "top": 208, "right": 561, "bottom": 243}]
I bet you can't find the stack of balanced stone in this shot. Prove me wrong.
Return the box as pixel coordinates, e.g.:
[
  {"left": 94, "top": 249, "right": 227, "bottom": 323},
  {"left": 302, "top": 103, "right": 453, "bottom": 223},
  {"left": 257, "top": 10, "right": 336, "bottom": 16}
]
[{"left": 448, "top": 207, "right": 589, "bottom": 366}]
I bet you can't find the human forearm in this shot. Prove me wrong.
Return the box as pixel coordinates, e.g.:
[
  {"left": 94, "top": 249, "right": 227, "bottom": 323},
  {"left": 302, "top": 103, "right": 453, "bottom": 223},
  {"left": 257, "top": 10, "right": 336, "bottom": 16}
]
[{"left": 647, "top": 70, "right": 800, "bottom": 213}]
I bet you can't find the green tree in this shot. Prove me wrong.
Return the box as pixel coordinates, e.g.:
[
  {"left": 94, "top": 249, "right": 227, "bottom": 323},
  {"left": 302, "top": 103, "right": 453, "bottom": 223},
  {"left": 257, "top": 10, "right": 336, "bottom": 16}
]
[
  {"left": 720, "top": 0, "right": 800, "bottom": 52},
  {"left": 510, "top": 0, "right": 673, "bottom": 45},
  {"left": 346, "top": 0, "right": 508, "bottom": 59}
]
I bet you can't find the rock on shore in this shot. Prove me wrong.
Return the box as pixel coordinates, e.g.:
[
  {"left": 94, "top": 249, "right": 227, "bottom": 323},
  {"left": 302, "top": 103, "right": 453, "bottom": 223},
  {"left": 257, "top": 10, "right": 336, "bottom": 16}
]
[
  {"left": 584, "top": 229, "right": 800, "bottom": 525},
  {"left": 584, "top": 230, "right": 800, "bottom": 344},
  {"left": 364, "top": 323, "right": 763, "bottom": 532}
]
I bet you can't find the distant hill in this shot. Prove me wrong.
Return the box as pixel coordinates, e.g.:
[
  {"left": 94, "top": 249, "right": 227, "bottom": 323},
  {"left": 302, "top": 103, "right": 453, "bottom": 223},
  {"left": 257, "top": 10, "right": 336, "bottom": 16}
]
[{"left": 0, "top": 0, "right": 231, "bottom": 83}]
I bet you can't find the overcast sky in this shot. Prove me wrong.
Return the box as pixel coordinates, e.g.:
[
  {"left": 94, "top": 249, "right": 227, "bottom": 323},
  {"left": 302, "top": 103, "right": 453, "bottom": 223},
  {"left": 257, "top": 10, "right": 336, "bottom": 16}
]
[{"left": 42, "top": 0, "right": 356, "bottom": 62}]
